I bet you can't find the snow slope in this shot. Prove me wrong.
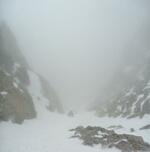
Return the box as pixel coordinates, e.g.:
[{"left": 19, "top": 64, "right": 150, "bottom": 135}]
[
  {"left": 1, "top": 111, "right": 150, "bottom": 152},
  {"left": 0, "top": 71, "right": 150, "bottom": 152}
]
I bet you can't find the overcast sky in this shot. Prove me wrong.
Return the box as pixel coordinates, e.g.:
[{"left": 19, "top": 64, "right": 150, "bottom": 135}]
[{"left": 1, "top": 0, "right": 150, "bottom": 110}]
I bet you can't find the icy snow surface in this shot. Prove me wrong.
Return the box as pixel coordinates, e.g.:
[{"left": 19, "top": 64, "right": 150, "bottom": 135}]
[{"left": 0, "top": 71, "right": 150, "bottom": 152}]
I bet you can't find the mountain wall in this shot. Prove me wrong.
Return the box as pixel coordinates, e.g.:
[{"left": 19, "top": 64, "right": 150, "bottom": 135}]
[
  {"left": 93, "top": 24, "right": 150, "bottom": 118},
  {"left": 0, "top": 22, "right": 63, "bottom": 124}
]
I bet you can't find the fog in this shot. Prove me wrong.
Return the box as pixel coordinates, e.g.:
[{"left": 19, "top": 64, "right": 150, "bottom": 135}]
[{"left": 1, "top": 0, "right": 150, "bottom": 110}]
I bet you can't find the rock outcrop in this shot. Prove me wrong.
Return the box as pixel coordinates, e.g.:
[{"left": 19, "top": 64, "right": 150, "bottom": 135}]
[
  {"left": 70, "top": 126, "right": 150, "bottom": 152},
  {"left": 140, "top": 124, "right": 150, "bottom": 130},
  {"left": 93, "top": 42, "right": 150, "bottom": 118},
  {"left": 93, "top": 24, "right": 150, "bottom": 118},
  {"left": 0, "top": 22, "right": 63, "bottom": 123}
]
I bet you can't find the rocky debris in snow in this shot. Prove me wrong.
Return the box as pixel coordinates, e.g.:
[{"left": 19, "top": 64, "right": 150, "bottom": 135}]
[
  {"left": 70, "top": 126, "right": 150, "bottom": 152},
  {"left": 107, "top": 125, "right": 123, "bottom": 130},
  {"left": 140, "top": 124, "right": 150, "bottom": 130}
]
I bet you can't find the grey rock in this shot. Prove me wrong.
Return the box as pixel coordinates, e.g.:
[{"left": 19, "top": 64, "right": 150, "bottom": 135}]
[
  {"left": 108, "top": 125, "right": 123, "bottom": 130},
  {"left": 70, "top": 126, "right": 150, "bottom": 152},
  {"left": 130, "top": 128, "right": 135, "bottom": 132},
  {"left": 0, "top": 22, "right": 63, "bottom": 124},
  {"left": 93, "top": 26, "right": 150, "bottom": 118},
  {"left": 140, "top": 124, "right": 150, "bottom": 130}
]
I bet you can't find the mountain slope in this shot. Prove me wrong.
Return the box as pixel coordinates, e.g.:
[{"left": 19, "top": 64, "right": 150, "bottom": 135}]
[
  {"left": 94, "top": 24, "right": 150, "bottom": 118},
  {"left": 0, "top": 22, "right": 63, "bottom": 123}
]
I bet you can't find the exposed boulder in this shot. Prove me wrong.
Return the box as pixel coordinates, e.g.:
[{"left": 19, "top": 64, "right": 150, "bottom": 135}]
[
  {"left": 70, "top": 126, "right": 150, "bottom": 152},
  {"left": 130, "top": 128, "right": 135, "bottom": 132}
]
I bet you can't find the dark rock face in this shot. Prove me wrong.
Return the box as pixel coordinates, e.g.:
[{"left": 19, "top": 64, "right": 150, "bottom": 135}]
[
  {"left": 0, "top": 22, "right": 63, "bottom": 123},
  {"left": 140, "top": 124, "right": 150, "bottom": 130},
  {"left": 93, "top": 25, "right": 150, "bottom": 118},
  {"left": 94, "top": 51, "right": 150, "bottom": 118},
  {"left": 70, "top": 126, "right": 150, "bottom": 152},
  {"left": 0, "top": 23, "right": 36, "bottom": 123},
  {"left": 95, "top": 80, "right": 150, "bottom": 118},
  {"left": 130, "top": 128, "right": 135, "bottom": 132}
]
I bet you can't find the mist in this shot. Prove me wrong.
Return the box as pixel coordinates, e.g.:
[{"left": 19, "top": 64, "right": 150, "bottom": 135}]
[{"left": 1, "top": 0, "right": 150, "bottom": 110}]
